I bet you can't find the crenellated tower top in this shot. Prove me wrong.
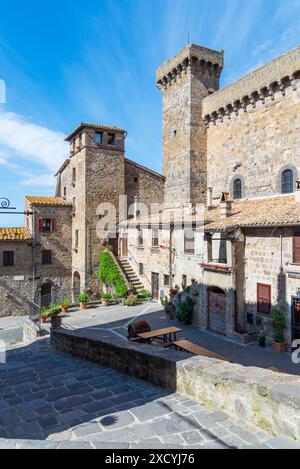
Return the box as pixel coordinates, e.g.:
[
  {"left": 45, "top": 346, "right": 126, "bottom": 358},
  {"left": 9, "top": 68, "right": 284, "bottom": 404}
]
[{"left": 156, "top": 44, "right": 224, "bottom": 92}]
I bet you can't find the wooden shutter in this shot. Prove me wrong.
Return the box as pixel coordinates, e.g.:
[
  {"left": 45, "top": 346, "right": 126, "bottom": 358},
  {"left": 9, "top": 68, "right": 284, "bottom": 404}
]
[
  {"left": 38, "top": 218, "right": 43, "bottom": 232},
  {"left": 293, "top": 233, "right": 300, "bottom": 264},
  {"left": 257, "top": 283, "right": 271, "bottom": 314},
  {"left": 51, "top": 219, "right": 57, "bottom": 232}
]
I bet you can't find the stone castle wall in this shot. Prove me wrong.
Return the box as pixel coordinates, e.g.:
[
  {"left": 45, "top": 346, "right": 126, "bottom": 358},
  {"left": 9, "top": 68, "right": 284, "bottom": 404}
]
[
  {"left": 203, "top": 46, "right": 300, "bottom": 200},
  {"left": 124, "top": 159, "right": 164, "bottom": 211}
]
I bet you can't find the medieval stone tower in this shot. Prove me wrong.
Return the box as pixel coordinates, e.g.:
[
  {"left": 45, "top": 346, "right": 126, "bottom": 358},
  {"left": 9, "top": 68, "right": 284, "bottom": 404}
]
[
  {"left": 156, "top": 44, "right": 224, "bottom": 207},
  {"left": 58, "top": 124, "right": 126, "bottom": 294}
]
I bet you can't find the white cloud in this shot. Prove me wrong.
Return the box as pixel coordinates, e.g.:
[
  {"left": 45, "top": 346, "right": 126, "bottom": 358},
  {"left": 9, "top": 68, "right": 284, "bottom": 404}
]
[
  {"left": 0, "top": 111, "right": 67, "bottom": 172},
  {"left": 19, "top": 173, "right": 56, "bottom": 188}
]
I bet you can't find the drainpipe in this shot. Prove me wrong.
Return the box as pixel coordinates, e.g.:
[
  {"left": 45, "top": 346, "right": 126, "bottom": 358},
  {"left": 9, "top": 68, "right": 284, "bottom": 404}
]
[
  {"left": 169, "top": 223, "right": 174, "bottom": 290},
  {"left": 31, "top": 208, "right": 36, "bottom": 316}
]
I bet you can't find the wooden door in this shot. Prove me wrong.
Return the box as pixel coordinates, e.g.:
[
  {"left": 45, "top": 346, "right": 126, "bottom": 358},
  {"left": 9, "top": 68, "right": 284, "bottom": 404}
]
[
  {"left": 208, "top": 288, "right": 226, "bottom": 335},
  {"left": 151, "top": 272, "right": 159, "bottom": 300},
  {"left": 292, "top": 298, "right": 300, "bottom": 343}
]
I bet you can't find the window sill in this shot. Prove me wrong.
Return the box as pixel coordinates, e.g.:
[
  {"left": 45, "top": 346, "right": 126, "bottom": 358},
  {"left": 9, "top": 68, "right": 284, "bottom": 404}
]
[
  {"left": 200, "top": 262, "right": 231, "bottom": 274},
  {"left": 150, "top": 247, "right": 160, "bottom": 253},
  {"left": 136, "top": 246, "right": 144, "bottom": 250}
]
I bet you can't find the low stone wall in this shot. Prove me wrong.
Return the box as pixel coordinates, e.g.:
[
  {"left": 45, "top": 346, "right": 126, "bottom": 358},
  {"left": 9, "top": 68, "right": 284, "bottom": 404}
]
[
  {"left": 51, "top": 329, "right": 185, "bottom": 391},
  {"left": 51, "top": 329, "right": 300, "bottom": 439},
  {"left": 177, "top": 357, "right": 300, "bottom": 440}
]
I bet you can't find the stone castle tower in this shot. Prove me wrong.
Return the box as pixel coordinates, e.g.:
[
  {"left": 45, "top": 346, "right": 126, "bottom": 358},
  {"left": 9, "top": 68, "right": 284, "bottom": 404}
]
[
  {"left": 156, "top": 44, "right": 224, "bottom": 207},
  {"left": 57, "top": 124, "right": 126, "bottom": 293}
]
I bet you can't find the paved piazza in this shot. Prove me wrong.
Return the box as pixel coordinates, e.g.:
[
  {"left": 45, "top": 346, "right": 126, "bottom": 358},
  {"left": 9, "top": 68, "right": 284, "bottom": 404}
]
[{"left": 0, "top": 303, "right": 300, "bottom": 449}]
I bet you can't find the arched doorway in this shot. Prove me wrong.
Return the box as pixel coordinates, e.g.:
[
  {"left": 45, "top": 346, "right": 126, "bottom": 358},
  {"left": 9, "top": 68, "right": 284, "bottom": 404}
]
[
  {"left": 73, "top": 272, "right": 81, "bottom": 300},
  {"left": 208, "top": 286, "right": 226, "bottom": 336},
  {"left": 41, "top": 282, "right": 52, "bottom": 307}
]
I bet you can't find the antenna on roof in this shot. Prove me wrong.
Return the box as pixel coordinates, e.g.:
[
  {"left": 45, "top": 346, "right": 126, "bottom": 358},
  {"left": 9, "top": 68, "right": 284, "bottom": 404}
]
[{"left": 187, "top": 31, "right": 190, "bottom": 45}]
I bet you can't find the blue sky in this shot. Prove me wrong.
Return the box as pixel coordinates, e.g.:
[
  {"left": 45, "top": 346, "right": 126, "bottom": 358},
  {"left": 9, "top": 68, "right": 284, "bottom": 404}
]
[{"left": 0, "top": 0, "right": 300, "bottom": 226}]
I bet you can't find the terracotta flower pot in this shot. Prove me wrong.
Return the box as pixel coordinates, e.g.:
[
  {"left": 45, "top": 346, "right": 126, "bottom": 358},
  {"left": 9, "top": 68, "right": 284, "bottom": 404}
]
[
  {"left": 39, "top": 316, "right": 47, "bottom": 324},
  {"left": 51, "top": 316, "right": 62, "bottom": 328},
  {"left": 61, "top": 306, "right": 69, "bottom": 314},
  {"left": 101, "top": 299, "right": 110, "bottom": 306},
  {"left": 80, "top": 302, "right": 87, "bottom": 310},
  {"left": 272, "top": 342, "right": 287, "bottom": 353}
]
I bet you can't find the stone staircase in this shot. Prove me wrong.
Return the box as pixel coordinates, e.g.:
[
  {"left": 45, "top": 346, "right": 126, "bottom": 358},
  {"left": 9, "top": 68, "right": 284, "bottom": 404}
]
[{"left": 118, "top": 258, "right": 145, "bottom": 294}]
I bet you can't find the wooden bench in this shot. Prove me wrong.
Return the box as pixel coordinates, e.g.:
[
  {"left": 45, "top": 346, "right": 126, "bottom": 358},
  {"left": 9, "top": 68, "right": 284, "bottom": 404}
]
[{"left": 169, "top": 339, "right": 228, "bottom": 361}]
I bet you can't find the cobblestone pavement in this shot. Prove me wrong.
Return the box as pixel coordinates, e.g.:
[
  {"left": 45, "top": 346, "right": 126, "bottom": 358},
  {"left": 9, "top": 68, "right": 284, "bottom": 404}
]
[{"left": 1, "top": 338, "right": 298, "bottom": 449}]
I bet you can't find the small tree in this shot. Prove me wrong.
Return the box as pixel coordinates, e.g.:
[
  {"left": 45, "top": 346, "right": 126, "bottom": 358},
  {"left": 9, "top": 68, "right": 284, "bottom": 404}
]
[{"left": 270, "top": 301, "right": 287, "bottom": 344}]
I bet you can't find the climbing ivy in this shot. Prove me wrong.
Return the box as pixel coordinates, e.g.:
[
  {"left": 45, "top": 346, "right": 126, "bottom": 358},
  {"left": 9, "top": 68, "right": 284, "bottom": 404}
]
[{"left": 99, "top": 251, "right": 128, "bottom": 297}]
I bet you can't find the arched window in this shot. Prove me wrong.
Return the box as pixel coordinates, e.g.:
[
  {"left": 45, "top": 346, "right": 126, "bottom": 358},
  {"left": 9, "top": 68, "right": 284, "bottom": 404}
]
[
  {"left": 233, "top": 178, "right": 242, "bottom": 199},
  {"left": 281, "top": 169, "right": 294, "bottom": 194}
]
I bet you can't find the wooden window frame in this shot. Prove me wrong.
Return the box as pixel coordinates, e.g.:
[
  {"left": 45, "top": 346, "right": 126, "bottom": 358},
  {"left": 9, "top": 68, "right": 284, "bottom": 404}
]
[
  {"left": 42, "top": 250, "right": 52, "bottom": 265},
  {"left": 184, "top": 230, "right": 195, "bottom": 255},
  {"left": 257, "top": 283, "right": 271, "bottom": 315},
  {"left": 164, "top": 274, "right": 170, "bottom": 287},
  {"left": 293, "top": 231, "right": 300, "bottom": 265},
  {"left": 3, "top": 251, "right": 14, "bottom": 267},
  {"left": 152, "top": 228, "right": 159, "bottom": 248}
]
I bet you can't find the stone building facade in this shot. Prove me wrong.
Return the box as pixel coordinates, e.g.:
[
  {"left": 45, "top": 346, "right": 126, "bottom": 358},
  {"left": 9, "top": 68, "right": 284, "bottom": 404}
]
[
  {"left": 1, "top": 40, "right": 300, "bottom": 349},
  {"left": 0, "top": 198, "right": 72, "bottom": 316},
  {"left": 123, "top": 43, "right": 300, "bottom": 347}
]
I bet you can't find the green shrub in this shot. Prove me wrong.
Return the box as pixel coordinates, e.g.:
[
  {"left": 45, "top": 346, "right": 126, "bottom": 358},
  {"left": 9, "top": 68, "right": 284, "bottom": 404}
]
[
  {"left": 77, "top": 292, "right": 90, "bottom": 304},
  {"left": 177, "top": 297, "right": 196, "bottom": 324},
  {"left": 270, "top": 302, "right": 287, "bottom": 344},
  {"left": 99, "top": 251, "right": 128, "bottom": 297},
  {"left": 49, "top": 303, "right": 61, "bottom": 317},
  {"left": 125, "top": 294, "right": 138, "bottom": 306},
  {"left": 257, "top": 329, "right": 266, "bottom": 347},
  {"left": 138, "top": 289, "right": 151, "bottom": 299},
  {"left": 101, "top": 293, "right": 112, "bottom": 300},
  {"left": 61, "top": 299, "right": 71, "bottom": 308}
]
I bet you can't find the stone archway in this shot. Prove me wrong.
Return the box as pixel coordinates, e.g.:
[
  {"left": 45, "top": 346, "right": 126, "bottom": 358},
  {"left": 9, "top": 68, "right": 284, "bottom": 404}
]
[
  {"left": 208, "top": 286, "right": 226, "bottom": 336},
  {"left": 73, "top": 272, "right": 81, "bottom": 301}
]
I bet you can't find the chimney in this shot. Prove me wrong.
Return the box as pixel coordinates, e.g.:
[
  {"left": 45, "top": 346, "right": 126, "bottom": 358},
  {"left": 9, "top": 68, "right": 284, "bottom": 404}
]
[
  {"left": 296, "top": 180, "right": 300, "bottom": 203},
  {"left": 207, "top": 187, "right": 213, "bottom": 209},
  {"left": 220, "top": 192, "right": 232, "bottom": 219}
]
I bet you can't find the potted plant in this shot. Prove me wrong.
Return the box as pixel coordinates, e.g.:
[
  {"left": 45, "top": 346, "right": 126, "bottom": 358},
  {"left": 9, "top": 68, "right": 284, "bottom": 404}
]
[
  {"left": 128, "top": 319, "right": 151, "bottom": 338},
  {"left": 170, "top": 285, "right": 180, "bottom": 297},
  {"left": 49, "top": 304, "right": 62, "bottom": 328},
  {"left": 177, "top": 297, "right": 196, "bottom": 325},
  {"left": 270, "top": 302, "right": 287, "bottom": 353},
  {"left": 60, "top": 299, "right": 71, "bottom": 314},
  {"left": 39, "top": 307, "right": 48, "bottom": 324},
  {"left": 125, "top": 294, "right": 138, "bottom": 306},
  {"left": 77, "top": 292, "right": 90, "bottom": 310},
  {"left": 257, "top": 329, "right": 266, "bottom": 347},
  {"left": 101, "top": 292, "right": 112, "bottom": 306}
]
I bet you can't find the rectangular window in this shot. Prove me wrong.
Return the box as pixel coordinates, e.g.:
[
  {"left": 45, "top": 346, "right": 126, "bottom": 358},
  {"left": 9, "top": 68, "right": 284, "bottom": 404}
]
[
  {"left": 95, "top": 132, "right": 103, "bottom": 145},
  {"left": 39, "top": 218, "right": 54, "bottom": 232},
  {"left": 72, "top": 197, "right": 76, "bottom": 213},
  {"left": 182, "top": 274, "right": 187, "bottom": 289},
  {"left": 152, "top": 228, "right": 159, "bottom": 248},
  {"left": 72, "top": 167, "right": 76, "bottom": 185},
  {"left": 42, "top": 250, "right": 52, "bottom": 265},
  {"left": 293, "top": 232, "right": 300, "bottom": 264},
  {"left": 257, "top": 283, "right": 271, "bottom": 315},
  {"left": 107, "top": 133, "right": 116, "bottom": 145},
  {"left": 138, "top": 228, "right": 143, "bottom": 246},
  {"left": 139, "top": 263, "right": 144, "bottom": 276},
  {"left": 63, "top": 187, "right": 67, "bottom": 198},
  {"left": 184, "top": 230, "right": 195, "bottom": 254},
  {"left": 164, "top": 274, "right": 170, "bottom": 287},
  {"left": 3, "top": 251, "right": 14, "bottom": 266},
  {"left": 75, "top": 230, "right": 79, "bottom": 247}
]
